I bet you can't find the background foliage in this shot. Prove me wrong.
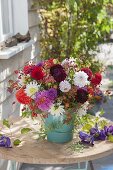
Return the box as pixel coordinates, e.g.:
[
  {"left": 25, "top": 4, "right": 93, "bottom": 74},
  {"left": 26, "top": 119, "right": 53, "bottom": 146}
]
[{"left": 33, "top": 0, "right": 113, "bottom": 72}]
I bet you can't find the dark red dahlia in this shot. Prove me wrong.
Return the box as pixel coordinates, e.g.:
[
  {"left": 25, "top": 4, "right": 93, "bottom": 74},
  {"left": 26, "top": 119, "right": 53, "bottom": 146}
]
[
  {"left": 91, "top": 73, "right": 102, "bottom": 86},
  {"left": 76, "top": 88, "right": 88, "bottom": 104},
  {"left": 31, "top": 66, "right": 44, "bottom": 81},
  {"left": 81, "top": 68, "right": 92, "bottom": 80},
  {"left": 50, "top": 64, "right": 66, "bottom": 82}
]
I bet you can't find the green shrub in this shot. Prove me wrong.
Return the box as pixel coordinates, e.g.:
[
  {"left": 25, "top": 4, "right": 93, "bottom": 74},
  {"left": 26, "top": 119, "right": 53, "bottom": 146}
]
[{"left": 33, "top": 0, "right": 113, "bottom": 72}]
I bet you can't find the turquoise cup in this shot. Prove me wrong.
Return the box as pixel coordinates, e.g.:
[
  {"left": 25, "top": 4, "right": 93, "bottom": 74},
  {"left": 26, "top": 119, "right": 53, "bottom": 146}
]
[{"left": 45, "top": 114, "right": 74, "bottom": 143}]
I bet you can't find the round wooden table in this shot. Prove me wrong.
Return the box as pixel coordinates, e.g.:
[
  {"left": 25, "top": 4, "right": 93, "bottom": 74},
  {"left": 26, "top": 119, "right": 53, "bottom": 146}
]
[{"left": 0, "top": 117, "right": 113, "bottom": 170}]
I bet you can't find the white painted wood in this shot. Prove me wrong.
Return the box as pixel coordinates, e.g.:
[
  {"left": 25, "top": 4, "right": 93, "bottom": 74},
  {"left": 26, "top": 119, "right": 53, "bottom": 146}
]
[
  {"left": 0, "top": 40, "right": 35, "bottom": 59},
  {"left": 0, "top": 1, "right": 39, "bottom": 169},
  {"left": 12, "top": 0, "right": 29, "bottom": 35},
  {"left": 0, "top": 0, "right": 13, "bottom": 42},
  {"left": 0, "top": 0, "right": 29, "bottom": 42}
]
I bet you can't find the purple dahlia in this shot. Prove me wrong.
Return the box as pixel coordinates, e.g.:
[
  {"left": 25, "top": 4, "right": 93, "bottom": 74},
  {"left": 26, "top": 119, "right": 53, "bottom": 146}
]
[
  {"left": 35, "top": 91, "right": 53, "bottom": 111},
  {"left": 50, "top": 64, "right": 67, "bottom": 82},
  {"left": 46, "top": 88, "right": 57, "bottom": 100}
]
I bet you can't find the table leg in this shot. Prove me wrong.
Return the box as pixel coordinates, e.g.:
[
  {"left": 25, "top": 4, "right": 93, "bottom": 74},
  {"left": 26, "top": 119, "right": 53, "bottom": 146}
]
[
  {"left": 89, "top": 161, "right": 94, "bottom": 170},
  {"left": 8, "top": 160, "right": 17, "bottom": 170}
]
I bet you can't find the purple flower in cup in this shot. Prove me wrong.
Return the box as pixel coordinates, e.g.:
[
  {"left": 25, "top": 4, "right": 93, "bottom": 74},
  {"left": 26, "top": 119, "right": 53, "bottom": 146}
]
[
  {"left": 90, "top": 127, "right": 99, "bottom": 136},
  {"left": 0, "top": 136, "right": 12, "bottom": 148},
  {"left": 90, "top": 124, "right": 106, "bottom": 141},
  {"left": 98, "top": 130, "right": 106, "bottom": 140},
  {"left": 104, "top": 125, "right": 113, "bottom": 136},
  {"left": 79, "top": 131, "right": 94, "bottom": 145}
]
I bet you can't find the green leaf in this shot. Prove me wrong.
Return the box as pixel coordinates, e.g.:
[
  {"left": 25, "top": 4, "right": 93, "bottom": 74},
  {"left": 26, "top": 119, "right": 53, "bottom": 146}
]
[
  {"left": 108, "top": 135, "right": 113, "bottom": 142},
  {"left": 13, "top": 139, "right": 21, "bottom": 146},
  {"left": 98, "top": 120, "right": 108, "bottom": 129},
  {"left": 82, "top": 124, "right": 92, "bottom": 132},
  {"left": 22, "top": 111, "right": 28, "bottom": 118},
  {"left": 68, "top": 0, "right": 77, "bottom": 12},
  {"left": 21, "top": 128, "right": 32, "bottom": 134},
  {"left": 3, "top": 119, "right": 10, "bottom": 128},
  {"left": 100, "top": 108, "right": 105, "bottom": 116}
]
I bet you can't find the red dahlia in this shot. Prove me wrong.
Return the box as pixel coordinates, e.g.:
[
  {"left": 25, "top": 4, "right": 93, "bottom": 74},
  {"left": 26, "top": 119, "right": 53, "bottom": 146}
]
[
  {"left": 91, "top": 73, "right": 102, "bottom": 86},
  {"left": 31, "top": 66, "right": 44, "bottom": 81},
  {"left": 81, "top": 68, "right": 92, "bottom": 80},
  {"left": 23, "top": 65, "right": 34, "bottom": 74},
  {"left": 16, "top": 88, "right": 32, "bottom": 104}
]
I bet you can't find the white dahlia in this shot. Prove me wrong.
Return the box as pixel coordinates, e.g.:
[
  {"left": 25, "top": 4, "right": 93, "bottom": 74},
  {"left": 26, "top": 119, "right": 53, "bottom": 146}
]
[
  {"left": 77, "top": 101, "right": 89, "bottom": 117},
  {"left": 49, "top": 103, "right": 65, "bottom": 116},
  {"left": 73, "top": 71, "right": 89, "bottom": 88},
  {"left": 25, "top": 81, "right": 40, "bottom": 98},
  {"left": 59, "top": 80, "right": 71, "bottom": 92}
]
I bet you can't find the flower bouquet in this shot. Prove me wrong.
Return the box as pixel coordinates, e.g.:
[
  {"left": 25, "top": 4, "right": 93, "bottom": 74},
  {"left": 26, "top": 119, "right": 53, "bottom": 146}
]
[{"left": 7, "top": 58, "right": 104, "bottom": 144}]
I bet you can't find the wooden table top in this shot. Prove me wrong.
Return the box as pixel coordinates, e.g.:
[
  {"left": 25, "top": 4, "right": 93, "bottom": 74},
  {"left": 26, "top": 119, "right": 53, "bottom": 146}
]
[{"left": 0, "top": 117, "right": 113, "bottom": 164}]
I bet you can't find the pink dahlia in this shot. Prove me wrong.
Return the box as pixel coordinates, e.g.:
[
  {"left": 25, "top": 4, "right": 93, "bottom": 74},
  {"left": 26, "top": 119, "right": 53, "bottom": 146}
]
[{"left": 35, "top": 91, "right": 53, "bottom": 111}]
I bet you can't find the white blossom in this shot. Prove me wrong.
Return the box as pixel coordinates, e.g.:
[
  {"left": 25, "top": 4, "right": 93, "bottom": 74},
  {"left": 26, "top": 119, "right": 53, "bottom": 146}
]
[
  {"left": 77, "top": 101, "right": 89, "bottom": 117},
  {"left": 73, "top": 71, "right": 89, "bottom": 88},
  {"left": 62, "top": 58, "right": 76, "bottom": 67},
  {"left": 49, "top": 103, "right": 65, "bottom": 116},
  {"left": 18, "top": 75, "right": 28, "bottom": 86},
  {"left": 59, "top": 80, "right": 71, "bottom": 92},
  {"left": 25, "top": 81, "right": 40, "bottom": 98}
]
